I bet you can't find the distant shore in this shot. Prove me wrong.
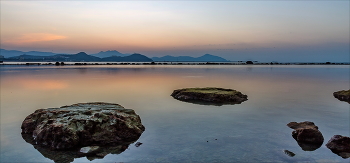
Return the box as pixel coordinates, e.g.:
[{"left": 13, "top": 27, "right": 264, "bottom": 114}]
[{"left": 0, "top": 61, "right": 349, "bottom": 66}]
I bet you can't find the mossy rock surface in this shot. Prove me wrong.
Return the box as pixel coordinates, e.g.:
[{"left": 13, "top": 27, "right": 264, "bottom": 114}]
[
  {"left": 171, "top": 87, "right": 248, "bottom": 106},
  {"left": 333, "top": 90, "right": 350, "bottom": 103},
  {"left": 21, "top": 102, "right": 145, "bottom": 150}
]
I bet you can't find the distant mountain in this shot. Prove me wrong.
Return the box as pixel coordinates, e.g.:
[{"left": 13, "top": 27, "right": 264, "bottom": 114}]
[
  {"left": 101, "top": 53, "right": 153, "bottom": 62},
  {"left": 91, "top": 50, "right": 128, "bottom": 58},
  {"left": 8, "top": 54, "right": 52, "bottom": 60},
  {"left": 4, "top": 51, "right": 153, "bottom": 62},
  {"left": 196, "top": 54, "right": 228, "bottom": 62},
  {"left": 6, "top": 52, "right": 100, "bottom": 62},
  {"left": 1, "top": 49, "right": 228, "bottom": 62},
  {"left": 55, "top": 52, "right": 101, "bottom": 62},
  {"left": 152, "top": 54, "right": 228, "bottom": 62},
  {"left": 0, "top": 49, "right": 60, "bottom": 58}
]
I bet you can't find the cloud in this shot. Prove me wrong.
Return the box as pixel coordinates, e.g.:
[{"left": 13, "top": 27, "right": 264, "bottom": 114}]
[{"left": 4, "top": 33, "right": 67, "bottom": 44}]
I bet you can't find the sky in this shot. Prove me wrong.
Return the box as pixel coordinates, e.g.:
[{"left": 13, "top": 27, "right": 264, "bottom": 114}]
[{"left": 1, "top": 1, "right": 349, "bottom": 62}]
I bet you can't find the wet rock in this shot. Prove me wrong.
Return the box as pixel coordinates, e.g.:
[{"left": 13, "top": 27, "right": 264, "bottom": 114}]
[
  {"left": 21, "top": 102, "right": 145, "bottom": 150},
  {"left": 333, "top": 90, "right": 350, "bottom": 103},
  {"left": 171, "top": 87, "right": 248, "bottom": 106},
  {"left": 283, "top": 150, "right": 295, "bottom": 157},
  {"left": 287, "top": 121, "right": 324, "bottom": 151},
  {"left": 135, "top": 142, "right": 143, "bottom": 147},
  {"left": 326, "top": 135, "right": 350, "bottom": 159}
]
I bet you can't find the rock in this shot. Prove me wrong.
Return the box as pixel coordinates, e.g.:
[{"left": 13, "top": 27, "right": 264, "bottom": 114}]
[
  {"left": 287, "top": 121, "right": 324, "bottom": 151},
  {"left": 333, "top": 90, "right": 350, "bottom": 103},
  {"left": 171, "top": 87, "right": 248, "bottom": 106},
  {"left": 326, "top": 135, "right": 350, "bottom": 158},
  {"left": 21, "top": 102, "right": 145, "bottom": 150},
  {"left": 135, "top": 142, "right": 143, "bottom": 147},
  {"left": 283, "top": 150, "right": 295, "bottom": 157}
]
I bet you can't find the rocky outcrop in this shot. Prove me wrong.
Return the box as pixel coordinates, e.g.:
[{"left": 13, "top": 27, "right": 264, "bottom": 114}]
[
  {"left": 21, "top": 102, "right": 145, "bottom": 150},
  {"left": 333, "top": 90, "right": 350, "bottom": 103},
  {"left": 326, "top": 135, "right": 350, "bottom": 158},
  {"left": 171, "top": 87, "right": 248, "bottom": 106},
  {"left": 287, "top": 121, "right": 324, "bottom": 151}
]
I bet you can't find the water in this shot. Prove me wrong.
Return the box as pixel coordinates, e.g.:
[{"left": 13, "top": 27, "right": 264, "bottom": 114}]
[{"left": 1, "top": 65, "right": 349, "bottom": 162}]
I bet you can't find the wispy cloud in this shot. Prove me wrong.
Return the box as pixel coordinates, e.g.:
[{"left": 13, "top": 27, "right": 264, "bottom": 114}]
[{"left": 4, "top": 33, "right": 67, "bottom": 44}]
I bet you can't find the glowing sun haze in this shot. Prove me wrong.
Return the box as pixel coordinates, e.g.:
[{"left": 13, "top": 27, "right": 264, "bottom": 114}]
[{"left": 1, "top": 1, "right": 349, "bottom": 62}]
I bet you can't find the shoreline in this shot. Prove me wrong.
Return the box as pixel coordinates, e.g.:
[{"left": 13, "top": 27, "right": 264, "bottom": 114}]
[{"left": 0, "top": 61, "right": 349, "bottom": 66}]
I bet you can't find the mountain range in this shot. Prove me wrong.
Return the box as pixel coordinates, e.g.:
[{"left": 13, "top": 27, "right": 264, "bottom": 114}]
[
  {"left": 151, "top": 54, "right": 228, "bottom": 62},
  {"left": 0, "top": 49, "right": 229, "bottom": 62}
]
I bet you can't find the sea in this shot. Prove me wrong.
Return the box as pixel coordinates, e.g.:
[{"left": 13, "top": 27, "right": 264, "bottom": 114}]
[{"left": 0, "top": 64, "right": 349, "bottom": 162}]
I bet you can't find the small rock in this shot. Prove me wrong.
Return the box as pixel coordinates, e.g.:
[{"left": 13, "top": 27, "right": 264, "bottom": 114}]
[
  {"left": 333, "top": 90, "right": 350, "bottom": 103},
  {"left": 171, "top": 87, "right": 248, "bottom": 106},
  {"left": 326, "top": 135, "right": 350, "bottom": 159},
  {"left": 283, "top": 150, "right": 295, "bottom": 157},
  {"left": 287, "top": 121, "right": 324, "bottom": 151},
  {"left": 135, "top": 142, "right": 142, "bottom": 147}
]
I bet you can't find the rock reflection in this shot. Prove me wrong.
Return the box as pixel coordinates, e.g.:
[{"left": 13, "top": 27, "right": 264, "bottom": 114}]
[
  {"left": 327, "top": 149, "right": 350, "bottom": 159},
  {"left": 295, "top": 141, "right": 322, "bottom": 151},
  {"left": 22, "top": 133, "right": 135, "bottom": 163},
  {"left": 173, "top": 98, "right": 245, "bottom": 106}
]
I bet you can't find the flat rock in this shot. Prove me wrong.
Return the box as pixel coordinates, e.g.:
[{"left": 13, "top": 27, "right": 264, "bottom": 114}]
[
  {"left": 21, "top": 102, "right": 145, "bottom": 150},
  {"left": 287, "top": 121, "right": 324, "bottom": 151},
  {"left": 171, "top": 87, "right": 248, "bottom": 106},
  {"left": 333, "top": 90, "right": 350, "bottom": 103},
  {"left": 326, "top": 135, "right": 350, "bottom": 158}
]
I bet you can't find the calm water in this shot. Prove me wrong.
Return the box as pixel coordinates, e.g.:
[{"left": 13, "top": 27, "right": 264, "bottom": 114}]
[{"left": 1, "top": 65, "right": 349, "bottom": 163}]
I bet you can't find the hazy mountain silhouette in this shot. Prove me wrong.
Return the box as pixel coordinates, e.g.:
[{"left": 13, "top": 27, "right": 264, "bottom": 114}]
[
  {"left": 152, "top": 54, "right": 228, "bottom": 62},
  {"left": 7, "top": 52, "right": 100, "bottom": 62},
  {"left": 55, "top": 52, "right": 101, "bottom": 61},
  {"left": 4, "top": 51, "right": 153, "bottom": 62},
  {"left": 1, "top": 49, "right": 60, "bottom": 58},
  {"left": 101, "top": 53, "right": 152, "bottom": 62},
  {"left": 91, "top": 50, "right": 128, "bottom": 58},
  {"left": 1, "top": 49, "right": 229, "bottom": 62}
]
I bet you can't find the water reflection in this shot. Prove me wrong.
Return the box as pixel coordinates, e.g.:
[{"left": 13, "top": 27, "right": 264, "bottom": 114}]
[
  {"left": 294, "top": 141, "right": 323, "bottom": 151},
  {"left": 328, "top": 150, "right": 350, "bottom": 159},
  {"left": 1, "top": 65, "right": 349, "bottom": 162},
  {"left": 172, "top": 98, "right": 246, "bottom": 106},
  {"left": 22, "top": 133, "right": 136, "bottom": 163}
]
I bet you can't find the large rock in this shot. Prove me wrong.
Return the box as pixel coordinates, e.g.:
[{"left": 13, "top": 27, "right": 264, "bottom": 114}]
[
  {"left": 333, "top": 90, "right": 350, "bottom": 103},
  {"left": 21, "top": 102, "right": 145, "bottom": 150},
  {"left": 326, "top": 135, "right": 350, "bottom": 159},
  {"left": 171, "top": 87, "right": 248, "bottom": 106},
  {"left": 287, "top": 121, "right": 324, "bottom": 151}
]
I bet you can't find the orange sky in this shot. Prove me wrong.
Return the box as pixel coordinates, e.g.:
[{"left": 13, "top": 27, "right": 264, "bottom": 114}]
[{"left": 1, "top": 1, "right": 349, "bottom": 61}]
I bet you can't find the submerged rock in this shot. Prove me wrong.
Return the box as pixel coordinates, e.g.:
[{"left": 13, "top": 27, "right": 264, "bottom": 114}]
[
  {"left": 171, "top": 87, "right": 248, "bottom": 106},
  {"left": 333, "top": 90, "right": 350, "bottom": 103},
  {"left": 21, "top": 102, "right": 145, "bottom": 150},
  {"left": 326, "top": 135, "right": 350, "bottom": 159},
  {"left": 283, "top": 150, "right": 295, "bottom": 157},
  {"left": 287, "top": 121, "right": 324, "bottom": 151}
]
